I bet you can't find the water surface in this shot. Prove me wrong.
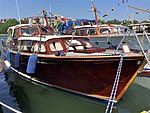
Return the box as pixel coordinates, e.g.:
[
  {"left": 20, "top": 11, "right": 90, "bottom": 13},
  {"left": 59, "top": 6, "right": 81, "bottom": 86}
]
[{"left": 2, "top": 71, "right": 150, "bottom": 113}]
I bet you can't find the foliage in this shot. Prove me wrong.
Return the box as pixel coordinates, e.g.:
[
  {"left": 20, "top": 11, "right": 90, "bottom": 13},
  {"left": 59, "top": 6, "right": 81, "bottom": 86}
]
[
  {"left": 1, "top": 17, "right": 149, "bottom": 35},
  {"left": 140, "top": 20, "right": 150, "bottom": 23},
  {"left": 100, "top": 19, "right": 105, "bottom": 24},
  {"left": 21, "top": 19, "right": 29, "bottom": 24},
  {"left": 0, "top": 19, "right": 19, "bottom": 34},
  {"left": 132, "top": 20, "right": 139, "bottom": 24},
  {"left": 105, "top": 19, "right": 121, "bottom": 25},
  {"left": 121, "top": 20, "right": 132, "bottom": 26}
]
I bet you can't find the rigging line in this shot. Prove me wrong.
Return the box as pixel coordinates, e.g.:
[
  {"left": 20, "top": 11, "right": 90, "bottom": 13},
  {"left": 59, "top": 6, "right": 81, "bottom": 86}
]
[
  {"left": 15, "top": 0, "right": 21, "bottom": 24},
  {"left": 49, "top": 2, "right": 52, "bottom": 13},
  {"left": 0, "top": 0, "right": 1, "bottom": 18},
  {"left": 121, "top": 6, "right": 129, "bottom": 21}
]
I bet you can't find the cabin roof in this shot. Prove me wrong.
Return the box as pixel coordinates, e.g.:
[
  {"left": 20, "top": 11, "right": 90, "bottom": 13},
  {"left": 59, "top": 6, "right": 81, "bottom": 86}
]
[
  {"left": 129, "top": 23, "right": 150, "bottom": 26},
  {"left": 18, "top": 35, "right": 84, "bottom": 42},
  {"left": 74, "top": 24, "right": 127, "bottom": 30},
  {"left": 74, "top": 25, "right": 99, "bottom": 29},
  {"left": 7, "top": 24, "right": 44, "bottom": 31}
]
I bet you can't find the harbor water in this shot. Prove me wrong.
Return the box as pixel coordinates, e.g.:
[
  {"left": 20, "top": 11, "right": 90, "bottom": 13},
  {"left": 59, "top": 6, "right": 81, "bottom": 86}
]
[{"left": 0, "top": 36, "right": 150, "bottom": 113}]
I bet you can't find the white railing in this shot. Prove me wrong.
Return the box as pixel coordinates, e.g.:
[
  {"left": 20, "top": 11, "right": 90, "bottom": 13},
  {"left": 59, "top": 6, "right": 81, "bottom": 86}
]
[{"left": 134, "top": 31, "right": 150, "bottom": 67}]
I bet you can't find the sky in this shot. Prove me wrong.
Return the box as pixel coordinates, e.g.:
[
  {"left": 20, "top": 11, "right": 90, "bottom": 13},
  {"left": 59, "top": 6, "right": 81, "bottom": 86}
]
[{"left": 0, "top": 0, "right": 150, "bottom": 22}]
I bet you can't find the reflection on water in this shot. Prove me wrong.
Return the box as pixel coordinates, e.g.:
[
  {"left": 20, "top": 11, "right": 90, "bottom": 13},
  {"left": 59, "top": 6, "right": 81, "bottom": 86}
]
[
  {"left": 1, "top": 70, "right": 150, "bottom": 113},
  {"left": 0, "top": 72, "right": 20, "bottom": 113}
]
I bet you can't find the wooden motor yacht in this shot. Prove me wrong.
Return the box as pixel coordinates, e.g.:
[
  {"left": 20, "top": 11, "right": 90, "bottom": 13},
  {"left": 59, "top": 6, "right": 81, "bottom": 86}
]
[{"left": 1, "top": 24, "right": 146, "bottom": 102}]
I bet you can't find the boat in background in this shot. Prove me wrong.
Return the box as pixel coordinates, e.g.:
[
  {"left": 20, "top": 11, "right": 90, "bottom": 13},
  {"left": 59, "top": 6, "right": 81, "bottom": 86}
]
[
  {"left": 61, "top": 0, "right": 130, "bottom": 48},
  {"left": 73, "top": 24, "right": 128, "bottom": 37},
  {"left": 71, "top": 23, "right": 129, "bottom": 47},
  {"left": 1, "top": 23, "right": 147, "bottom": 102},
  {"left": 128, "top": 23, "right": 150, "bottom": 34}
]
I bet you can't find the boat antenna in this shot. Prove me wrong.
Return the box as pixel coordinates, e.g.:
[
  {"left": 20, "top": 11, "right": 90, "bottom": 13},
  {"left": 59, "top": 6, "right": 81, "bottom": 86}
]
[
  {"left": 91, "top": 0, "right": 100, "bottom": 25},
  {"left": 15, "top": 0, "right": 21, "bottom": 24}
]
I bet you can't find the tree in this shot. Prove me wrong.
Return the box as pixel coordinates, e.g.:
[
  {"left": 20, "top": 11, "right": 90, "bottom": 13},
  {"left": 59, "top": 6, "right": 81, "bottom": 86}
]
[
  {"left": 100, "top": 19, "right": 105, "bottom": 24},
  {"left": 121, "top": 20, "right": 132, "bottom": 26},
  {"left": 105, "top": 19, "right": 121, "bottom": 24},
  {"left": 132, "top": 20, "right": 138, "bottom": 24},
  {"left": 0, "top": 19, "right": 19, "bottom": 34},
  {"left": 21, "top": 19, "right": 29, "bottom": 24},
  {"left": 140, "top": 20, "right": 150, "bottom": 23}
]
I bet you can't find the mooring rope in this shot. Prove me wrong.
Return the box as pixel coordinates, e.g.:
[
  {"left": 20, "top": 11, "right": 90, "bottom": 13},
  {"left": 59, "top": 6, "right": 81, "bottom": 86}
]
[
  {"left": 105, "top": 54, "right": 124, "bottom": 113},
  {"left": 0, "top": 101, "right": 22, "bottom": 113}
]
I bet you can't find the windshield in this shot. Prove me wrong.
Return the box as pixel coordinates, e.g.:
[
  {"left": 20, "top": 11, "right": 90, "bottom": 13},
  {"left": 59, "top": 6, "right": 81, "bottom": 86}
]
[
  {"left": 65, "top": 39, "right": 92, "bottom": 50},
  {"left": 20, "top": 25, "right": 55, "bottom": 36},
  {"left": 40, "top": 27, "right": 55, "bottom": 35},
  {"left": 20, "top": 26, "right": 39, "bottom": 36}
]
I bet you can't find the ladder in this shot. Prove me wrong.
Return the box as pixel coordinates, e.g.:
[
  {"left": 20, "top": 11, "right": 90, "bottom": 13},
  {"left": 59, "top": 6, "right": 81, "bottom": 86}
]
[{"left": 134, "top": 31, "right": 150, "bottom": 67}]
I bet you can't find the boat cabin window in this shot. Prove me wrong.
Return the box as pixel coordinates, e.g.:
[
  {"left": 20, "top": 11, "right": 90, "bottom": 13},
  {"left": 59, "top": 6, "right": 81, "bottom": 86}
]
[
  {"left": 100, "top": 28, "right": 111, "bottom": 34},
  {"left": 88, "top": 29, "right": 96, "bottom": 35},
  {"left": 79, "top": 29, "right": 88, "bottom": 36},
  {"left": 9, "top": 28, "right": 19, "bottom": 50},
  {"left": 49, "top": 42, "right": 63, "bottom": 51},
  {"left": 40, "top": 27, "right": 54, "bottom": 35},
  {"left": 6, "top": 29, "right": 13, "bottom": 46},
  {"left": 20, "top": 41, "right": 32, "bottom": 51},
  {"left": 8, "top": 29, "right": 13, "bottom": 39},
  {"left": 31, "top": 43, "right": 46, "bottom": 52},
  {"left": 82, "top": 39, "right": 92, "bottom": 48},
  {"left": 13, "top": 28, "right": 19, "bottom": 39},
  {"left": 20, "top": 26, "right": 39, "bottom": 36},
  {"left": 111, "top": 28, "right": 118, "bottom": 33},
  {"left": 65, "top": 40, "right": 84, "bottom": 50}
]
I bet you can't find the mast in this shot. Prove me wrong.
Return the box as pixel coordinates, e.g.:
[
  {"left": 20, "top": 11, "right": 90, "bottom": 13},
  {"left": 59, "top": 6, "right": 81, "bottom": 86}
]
[
  {"left": 91, "top": 0, "right": 99, "bottom": 25},
  {"left": 128, "top": 6, "right": 150, "bottom": 13}
]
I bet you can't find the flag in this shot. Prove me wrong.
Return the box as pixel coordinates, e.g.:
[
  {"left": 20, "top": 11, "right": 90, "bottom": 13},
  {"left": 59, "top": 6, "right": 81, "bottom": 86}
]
[
  {"left": 135, "top": 12, "right": 139, "bottom": 15},
  {"left": 103, "top": 14, "right": 108, "bottom": 17},
  {"left": 65, "top": 19, "right": 68, "bottom": 26},
  {"left": 100, "top": 18, "right": 104, "bottom": 21},
  {"left": 91, "top": 5, "right": 95, "bottom": 12},
  {"left": 61, "top": 16, "right": 66, "bottom": 21},
  {"left": 111, "top": 7, "right": 114, "bottom": 11},
  {"left": 54, "top": 14, "right": 57, "bottom": 20}
]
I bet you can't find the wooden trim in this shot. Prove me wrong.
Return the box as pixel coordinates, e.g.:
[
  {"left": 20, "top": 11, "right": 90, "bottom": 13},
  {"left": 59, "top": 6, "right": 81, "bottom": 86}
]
[{"left": 116, "top": 59, "right": 147, "bottom": 101}]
